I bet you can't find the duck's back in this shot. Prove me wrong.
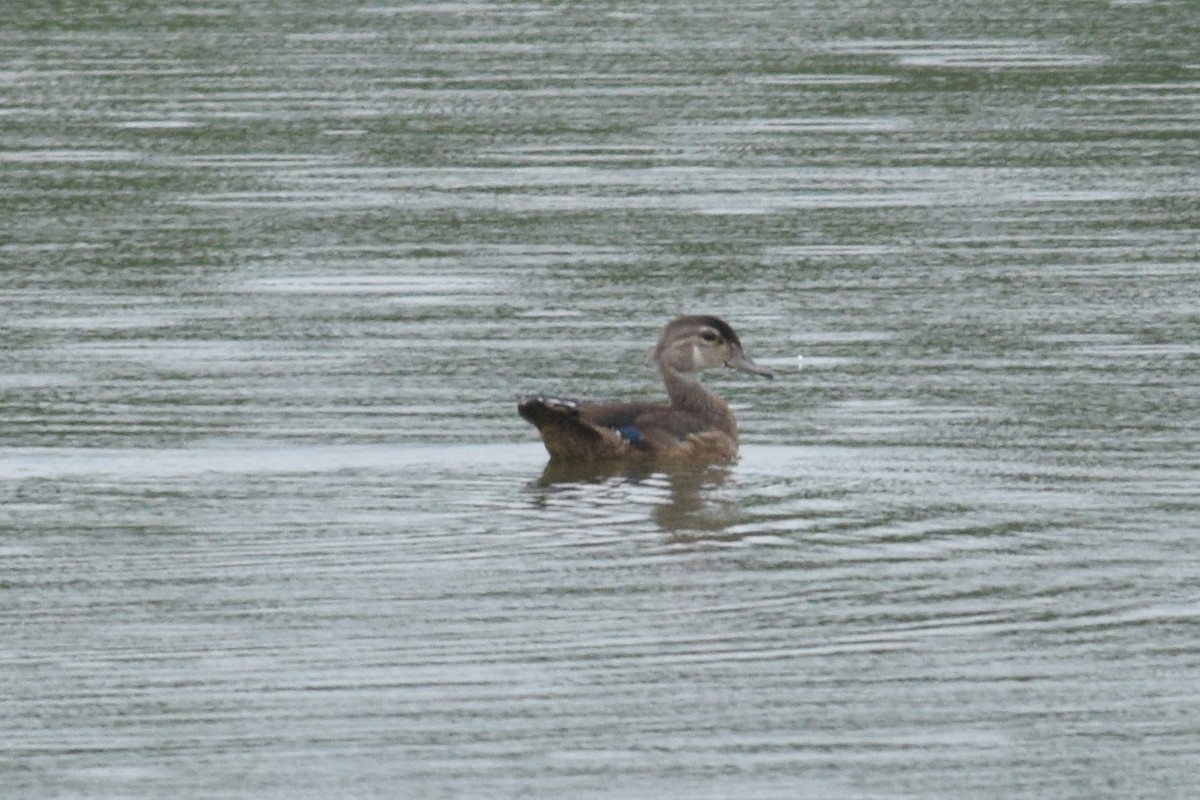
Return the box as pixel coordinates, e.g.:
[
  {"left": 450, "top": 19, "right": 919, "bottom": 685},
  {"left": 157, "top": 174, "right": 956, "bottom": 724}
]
[{"left": 518, "top": 396, "right": 737, "bottom": 463}]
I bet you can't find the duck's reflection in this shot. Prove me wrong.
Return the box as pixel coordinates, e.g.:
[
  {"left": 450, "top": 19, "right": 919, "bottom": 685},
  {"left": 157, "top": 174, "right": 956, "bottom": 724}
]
[{"left": 530, "top": 460, "right": 738, "bottom": 534}]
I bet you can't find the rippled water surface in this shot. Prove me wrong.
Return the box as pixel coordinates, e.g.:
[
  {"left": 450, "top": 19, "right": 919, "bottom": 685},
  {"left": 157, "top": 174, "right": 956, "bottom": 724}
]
[{"left": 3, "top": 1, "right": 1199, "bottom": 798}]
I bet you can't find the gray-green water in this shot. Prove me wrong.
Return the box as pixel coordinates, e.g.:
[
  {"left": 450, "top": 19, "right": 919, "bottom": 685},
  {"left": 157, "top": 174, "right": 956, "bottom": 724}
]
[{"left": 3, "top": 2, "right": 1199, "bottom": 798}]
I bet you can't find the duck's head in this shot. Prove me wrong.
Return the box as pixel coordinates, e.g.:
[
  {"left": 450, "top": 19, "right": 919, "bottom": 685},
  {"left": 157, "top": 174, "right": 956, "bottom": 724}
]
[{"left": 654, "top": 315, "right": 774, "bottom": 379}]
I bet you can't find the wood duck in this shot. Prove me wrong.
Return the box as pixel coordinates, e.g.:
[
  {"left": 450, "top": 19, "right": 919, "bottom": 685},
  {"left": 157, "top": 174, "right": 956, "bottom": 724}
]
[{"left": 519, "top": 315, "right": 773, "bottom": 464}]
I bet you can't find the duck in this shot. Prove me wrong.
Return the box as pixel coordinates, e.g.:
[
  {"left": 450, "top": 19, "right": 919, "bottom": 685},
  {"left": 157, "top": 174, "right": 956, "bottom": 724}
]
[{"left": 519, "top": 315, "right": 773, "bottom": 464}]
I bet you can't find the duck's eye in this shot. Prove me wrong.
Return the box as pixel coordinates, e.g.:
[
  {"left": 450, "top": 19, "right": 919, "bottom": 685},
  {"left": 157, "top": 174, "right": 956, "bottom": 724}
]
[{"left": 699, "top": 330, "right": 721, "bottom": 344}]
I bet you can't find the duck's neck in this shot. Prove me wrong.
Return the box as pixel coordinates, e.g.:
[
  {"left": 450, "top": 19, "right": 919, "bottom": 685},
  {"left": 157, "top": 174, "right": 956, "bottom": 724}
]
[{"left": 661, "top": 366, "right": 737, "bottom": 438}]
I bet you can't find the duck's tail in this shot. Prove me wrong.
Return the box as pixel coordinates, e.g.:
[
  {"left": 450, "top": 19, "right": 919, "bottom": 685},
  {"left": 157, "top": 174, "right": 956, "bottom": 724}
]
[{"left": 517, "top": 396, "right": 631, "bottom": 461}]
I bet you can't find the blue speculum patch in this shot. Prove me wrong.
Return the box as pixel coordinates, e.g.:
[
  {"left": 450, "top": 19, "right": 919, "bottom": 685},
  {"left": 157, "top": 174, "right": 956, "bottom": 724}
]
[{"left": 614, "top": 425, "right": 642, "bottom": 445}]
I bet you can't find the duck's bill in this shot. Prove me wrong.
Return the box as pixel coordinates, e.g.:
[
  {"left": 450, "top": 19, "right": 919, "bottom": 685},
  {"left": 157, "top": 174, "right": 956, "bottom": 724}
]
[{"left": 727, "top": 349, "right": 775, "bottom": 379}]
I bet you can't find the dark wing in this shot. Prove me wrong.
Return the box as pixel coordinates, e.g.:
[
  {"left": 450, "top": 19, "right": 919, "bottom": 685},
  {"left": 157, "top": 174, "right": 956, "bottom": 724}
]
[
  {"left": 581, "top": 403, "right": 710, "bottom": 450},
  {"left": 519, "top": 396, "right": 713, "bottom": 460},
  {"left": 518, "top": 396, "right": 635, "bottom": 461}
]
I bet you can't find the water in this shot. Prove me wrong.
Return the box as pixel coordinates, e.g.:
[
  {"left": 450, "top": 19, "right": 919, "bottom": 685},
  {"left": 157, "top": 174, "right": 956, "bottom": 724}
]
[{"left": 3, "top": 1, "right": 1199, "bottom": 798}]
